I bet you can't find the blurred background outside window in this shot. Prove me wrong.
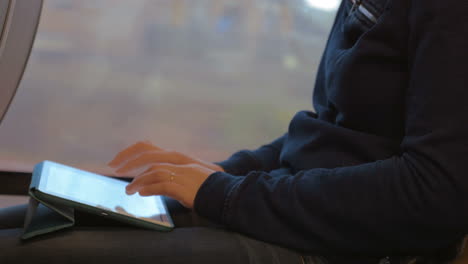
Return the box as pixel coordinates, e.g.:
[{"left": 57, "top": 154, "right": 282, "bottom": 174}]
[{"left": 0, "top": 0, "right": 338, "bottom": 175}]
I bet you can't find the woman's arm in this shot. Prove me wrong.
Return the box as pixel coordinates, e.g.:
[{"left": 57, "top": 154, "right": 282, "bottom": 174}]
[
  {"left": 108, "top": 133, "right": 286, "bottom": 177},
  {"left": 215, "top": 134, "right": 286, "bottom": 175},
  {"left": 194, "top": 0, "right": 468, "bottom": 254}
]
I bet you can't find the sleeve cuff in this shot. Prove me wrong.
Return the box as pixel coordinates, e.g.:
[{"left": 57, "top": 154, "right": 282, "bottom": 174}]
[
  {"left": 194, "top": 171, "right": 243, "bottom": 224},
  {"left": 215, "top": 150, "right": 261, "bottom": 176}
]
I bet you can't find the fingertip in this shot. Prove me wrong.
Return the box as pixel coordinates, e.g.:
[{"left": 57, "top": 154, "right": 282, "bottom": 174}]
[
  {"left": 113, "top": 170, "right": 125, "bottom": 177},
  {"left": 108, "top": 159, "right": 124, "bottom": 168},
  {"left": 125, "top": 184, "right": 133, "bottom": 193},
  {"left": 115, "top": 168, "right": 125, "bottom": 174}
]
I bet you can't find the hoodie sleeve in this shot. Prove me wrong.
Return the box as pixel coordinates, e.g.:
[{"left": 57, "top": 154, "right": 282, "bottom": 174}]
[{"left": 215, "top": 134, "right": 286, "bottom": 176}]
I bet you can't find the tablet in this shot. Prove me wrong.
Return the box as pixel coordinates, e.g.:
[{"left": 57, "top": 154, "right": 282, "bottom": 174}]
[{"left": 31, "top": 160, "right": 174, "bottom": 231}]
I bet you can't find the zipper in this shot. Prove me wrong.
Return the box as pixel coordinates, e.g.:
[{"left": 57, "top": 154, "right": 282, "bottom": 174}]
[
  {"left": 349, "top": 0, "right": 378, "bottom": 24},
  {"left": 378, "top": 256, "right": 391, "bottom": 264}
]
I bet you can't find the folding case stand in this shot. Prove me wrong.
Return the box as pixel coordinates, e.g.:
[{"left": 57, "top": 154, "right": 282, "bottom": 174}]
[{"left": 21, "top": 191, "right": 75, "bottom": 240}]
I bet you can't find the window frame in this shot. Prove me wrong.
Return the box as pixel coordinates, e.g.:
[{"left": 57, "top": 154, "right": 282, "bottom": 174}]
[
  {"left": 0, "top": 171, "right": 31, "bottom": 195},
  {"left": 0, "top": 0, "right": 43, "bottom": 125}
]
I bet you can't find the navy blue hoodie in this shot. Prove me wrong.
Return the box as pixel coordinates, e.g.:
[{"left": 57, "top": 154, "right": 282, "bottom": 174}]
[{"left": 194, "top": 0, "right": 468, "bottom": 257}]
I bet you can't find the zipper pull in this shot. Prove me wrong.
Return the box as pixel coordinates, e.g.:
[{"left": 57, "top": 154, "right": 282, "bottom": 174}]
[
  {"left": 350, "top": 0, "right": 362, "bottom": 13},
  {"left": 378, "top": 256, "right": 391, "bottom": 264}
]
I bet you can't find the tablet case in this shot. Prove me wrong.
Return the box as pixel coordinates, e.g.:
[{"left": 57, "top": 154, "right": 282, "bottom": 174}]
[
  {"left": 21, "top": 162, "right": 75, "bottom": 240},
  {"left": 21, "top": 161, "right": 174, "bottom": 239}
]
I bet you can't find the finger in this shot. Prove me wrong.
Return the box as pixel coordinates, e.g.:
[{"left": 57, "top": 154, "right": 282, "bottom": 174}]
[
  {"left": 108, "top": 141, "right": 162, "bottom": 168},
  {"left": 115, "top": 151, "right": 190, "bottom": 174},
  {"left": 133, "top": 163, "right": 178, "bottom": 180},
  {"left": 138, "top": 182, "right": 186, "bottom": 203},
  {"left": 108, "top": 141, "right": 161, "bottom": 167},
  {"left": 141, "top": 163, "right": 197, "bottom": 176},
  {"left": 126, "top": 169, "right": 176, "bottom": 194}
]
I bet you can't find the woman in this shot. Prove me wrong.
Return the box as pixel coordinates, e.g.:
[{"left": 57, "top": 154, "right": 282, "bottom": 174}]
[{"left": 2, "top": 0, "right": 468, "bottom": 263}]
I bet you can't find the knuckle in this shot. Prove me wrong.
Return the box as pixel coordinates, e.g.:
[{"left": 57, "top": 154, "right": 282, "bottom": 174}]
[
  {"left": 154, "top": 169, "right": 169, "bottom": 177},
  {"left": 172, "top": 151, "right": 188, "bottom": 161},
  {"left": 192, "top": 163, "right": 203, "bottom": 169},
  {"left": 161, "top": 183, "right": 170, "bottom": 194},
  {"left": 149, "top": 164, "right": 160, "bottom": 171},
  {"left": 135, "top": 141, "right": 150, "bottom": 149},
  {"left": 140, "top": 152, "right": 152, "bottom": 159},
  {"left": 150, "top": 164, "right": 165, "bottom": 171},
  {"left": 184, "top": 163, "right": 202, "bottom": 170},
  {"left": 182, "top": 163, "right": 196, "bottom": 168},
  {"left": 168, "top": 150, "right": 180, "bottom": 157}
]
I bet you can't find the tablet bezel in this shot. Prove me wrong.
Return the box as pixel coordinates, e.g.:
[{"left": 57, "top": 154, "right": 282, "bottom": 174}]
[{"left": 33, "top": 160, "right": 174, "bottom": 231}]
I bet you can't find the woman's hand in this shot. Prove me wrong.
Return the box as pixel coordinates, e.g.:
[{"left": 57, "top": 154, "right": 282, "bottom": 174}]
[
  {"left": 108, "top": 141, "right": 224, "bottom": 175},
  {"left": 108, "top": 141, "right": 224, "bottom": 208}
]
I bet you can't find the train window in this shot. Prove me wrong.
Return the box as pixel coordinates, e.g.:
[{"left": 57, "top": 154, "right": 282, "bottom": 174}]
[{"left": 0, "top": 0, "right": 338, "bottom": 175}]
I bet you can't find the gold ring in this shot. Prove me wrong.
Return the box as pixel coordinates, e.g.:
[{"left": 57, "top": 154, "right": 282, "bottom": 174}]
[{"left": 169, "top": 172, "right": 175, "bottom": 182}]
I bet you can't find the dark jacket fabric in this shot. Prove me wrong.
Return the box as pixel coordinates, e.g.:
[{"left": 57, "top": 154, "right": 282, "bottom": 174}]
[{"left": 194, "top": 0, "right": 468, "bottom": 257}]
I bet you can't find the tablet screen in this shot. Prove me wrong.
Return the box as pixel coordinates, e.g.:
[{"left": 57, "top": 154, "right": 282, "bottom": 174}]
[{"left": 37, "top": 161, "right": 173, "bottom": 227}]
